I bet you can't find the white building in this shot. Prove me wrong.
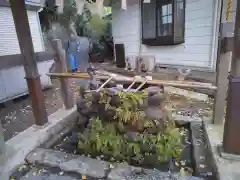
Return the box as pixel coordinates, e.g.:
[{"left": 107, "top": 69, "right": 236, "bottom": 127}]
[
  {"left": 104, "top": 0, "right": 237, "bottom": 73},
  {"left": 0, "top": 0, "right": 53, "bottom": 103}
]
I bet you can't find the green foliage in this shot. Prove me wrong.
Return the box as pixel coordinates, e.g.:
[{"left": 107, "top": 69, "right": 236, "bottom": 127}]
[
  {"left": 78, "top": 90, "right": 183, "bottom": 166},
  {"left": 74, "top": 3, "right": 93, "bottom": 36},
  {"left": 78, "top": 117, "right": 183, "bottom": 164},
  {"left": 78, "top": 117, "right": 125, "bottom": 160},
  {"left": 141, "top": 127, "right": 183, "bottom": 162},
  {"left": 39, "top": 0, "right": 58, "bottom": 31},
  {"left": 86, "top": 14, "right": 107, "bottom": 39},
  {"left": 58, "top": 0, "right": 78, "bottom": 29},
  {"left": 103, "top": 7, "right": 112, "bottom": 16},
  {"left": 114, "top": 91, "right": 146, "bottom": 123}
]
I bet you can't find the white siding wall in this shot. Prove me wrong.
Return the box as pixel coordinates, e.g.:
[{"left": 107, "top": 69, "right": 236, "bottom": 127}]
[
  {"left": 25, "top": 0, "right": 45, "bottom": 6},
  {"left": 112, "top": 0, "right": 140, "bottom": 57},
  {"left": 112, "top": 0, "right": 218, "bottom": 70},
  {"left": 0, "top": 7, "right": 44, "bottom": 56}
]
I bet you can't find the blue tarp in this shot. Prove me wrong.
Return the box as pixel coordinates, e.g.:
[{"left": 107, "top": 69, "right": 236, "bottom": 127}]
[{"left": 68, "top": 54, "right": 78, "bottom": 71}]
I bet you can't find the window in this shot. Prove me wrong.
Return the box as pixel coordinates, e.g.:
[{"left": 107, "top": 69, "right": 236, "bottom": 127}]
[{"left": 141, "top": 0, "right": 185, "bottom": 46}]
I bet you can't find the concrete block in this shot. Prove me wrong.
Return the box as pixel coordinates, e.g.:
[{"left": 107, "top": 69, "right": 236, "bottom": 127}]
[{"left": 204, "top": 123, "right": 240, "bottom": 180}]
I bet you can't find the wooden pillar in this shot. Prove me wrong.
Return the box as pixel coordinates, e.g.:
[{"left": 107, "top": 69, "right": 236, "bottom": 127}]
[
  {"left": 213, "top": 0, "right": 229, "bottom": 124},
  {"left": 9, "top": 0, "right": 48, "bottom": 125},
  {"left": 213, "top": 39, "right": 232, "bottom": 124},
  {"left": 52, "top": 39, "right": 74, "bottom": 109},
  {"left": 0, "top": 123, "right": 5, "bottom": 155},
  {"left": 223, "top": 0, "right": 240, "bottom": 154}
]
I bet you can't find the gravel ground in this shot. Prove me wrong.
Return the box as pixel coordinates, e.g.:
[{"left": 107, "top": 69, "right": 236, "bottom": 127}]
[
  {"left": 0, "top": 62, "right": 106, "bottom": 141},
  {"left": 0, "top": 78, "right": 82, "bottom": 141}
]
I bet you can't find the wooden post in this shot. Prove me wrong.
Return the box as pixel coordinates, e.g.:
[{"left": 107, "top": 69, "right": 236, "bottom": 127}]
[
  {"left": 213, "top": 39, "right": 232, "bottom": 124},
  {"left": 10, "top": 0, "right": 48, "bottom": 125},
  {"left": 0, "top": 123, "right": 5, "bottom": 155},
  {"left": 223, "top": 0, "right": 240, "bottom": 154},
  {"left": 52, "top": 39, "right": 74, "bottom": 109},
  {"left": 212, "top": 0, "right": 230, "bottom": 125}
]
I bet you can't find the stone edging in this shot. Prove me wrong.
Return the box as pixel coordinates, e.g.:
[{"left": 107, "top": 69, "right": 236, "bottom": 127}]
[
  {"left": 26, "top": 148, "right": 204, "bottom": 180},
  {"left": 191, "top": 122, "right": 214, "bottom": 178}
]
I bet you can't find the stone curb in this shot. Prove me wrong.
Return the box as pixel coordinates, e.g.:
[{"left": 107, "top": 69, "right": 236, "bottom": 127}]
[
  {"left": 25, "top": 148, "right": 204, "bottom": 180},
  {"left": 203, "top": 123, "right": 240, "bottom": 180},
  {"left": 26, "top": 148, "right": 110, "bottom": 179},
  {"left": 190, "top": 122, "right": 213, "bottom": 178},
  {"left": 172, "top": 114, "right": 203, "bottom": 123}
]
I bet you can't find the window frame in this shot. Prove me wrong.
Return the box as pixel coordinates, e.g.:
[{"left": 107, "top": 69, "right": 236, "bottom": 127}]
[{"left": 141, "top": 0, "right": 186, "bottom": 46}]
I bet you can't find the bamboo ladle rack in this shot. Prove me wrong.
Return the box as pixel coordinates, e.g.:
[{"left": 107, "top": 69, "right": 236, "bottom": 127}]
[{"left": 47, "top": 71, "right": 217, "bottom": 90}]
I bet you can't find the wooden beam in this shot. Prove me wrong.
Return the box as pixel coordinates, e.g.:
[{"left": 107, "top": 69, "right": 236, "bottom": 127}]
[
  {"left": 212, "top": 0, "right": 230, "bottom": 125},
  {"left": 47, "top": 72, "right": 218, "bottom": 90},
  {"left": 213, "top": 39, "right": 232, "bottom": 124},
  {"left": 0, "top": 51, "right": 56, "bottom": 70},
  {"left": 9, "top": 0, "right": 48, "bottom": 126},
  {"left": 52, "top": 39, "right": 74, "bottom": 109},
  {"left": 223, "top": 0, "right": 240, "bottom": 154},
  {"left": 0, "top": 123, "right": 5, "bottom": 156}
]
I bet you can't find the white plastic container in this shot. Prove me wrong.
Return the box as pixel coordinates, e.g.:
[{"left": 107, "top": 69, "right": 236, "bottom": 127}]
[
  {"left": 125, "top": 56, "right": 139, "bottom": 71},
  {"left": 137, "top": 56, "right": 156, "bottom": 72}
]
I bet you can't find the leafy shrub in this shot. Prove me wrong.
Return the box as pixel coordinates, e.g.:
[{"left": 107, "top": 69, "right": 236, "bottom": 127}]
[
  {"left": 77, "top": 90, "right": 183, "bottom": 165},
  {"left": 78, "top": 117, "right": 182, "bottom": 164}
]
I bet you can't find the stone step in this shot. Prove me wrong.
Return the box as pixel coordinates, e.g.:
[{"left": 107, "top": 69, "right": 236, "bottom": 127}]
[
  {"left": 191, "top": 122, "right": 215, "bottom": 179},
  {"left": 20, "top": 170, "right": 79, "bottom": 180},
  {"left": 26, "top": 148, "right": 109, "bottom": 179}
]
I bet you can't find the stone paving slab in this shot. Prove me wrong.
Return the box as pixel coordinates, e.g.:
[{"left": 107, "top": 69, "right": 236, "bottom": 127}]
[
  {"left": 124, "top": 169, "right": 204, "bottom": 180},
  {"left": 20, "top": 170, "right": 78, "bottom": 180},
  {"left": 26, "top": 148, "right": 109, "bottom": 179},
  {"left": 25, "top": 148, "right": 204, "bottom": 180},
  {"left": 191, "top": 122, "right": 213, "bottom": 178},
  {"left": 108, "top": 163, "right": 143, "bottom": 180}
]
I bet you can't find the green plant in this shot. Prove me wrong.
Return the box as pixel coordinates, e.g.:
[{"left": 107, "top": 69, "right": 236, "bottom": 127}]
[
  {"left": 56, "top": 0, "right": 78, "bottom": 32},
  {"left": 78, "top": 116, "right": 183, "bottom": 164},
  {"left": 114, "top": 91, "right": 147, "bottom": 123},
  {"left": 77, "top": 90, "right": 183, "bottom": 166},
  {"left": 86, "top": 14, "right": 107, "bottom": 39},
  {"left": 78, "top": 118, "right": 125, "bottom": 160}
]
